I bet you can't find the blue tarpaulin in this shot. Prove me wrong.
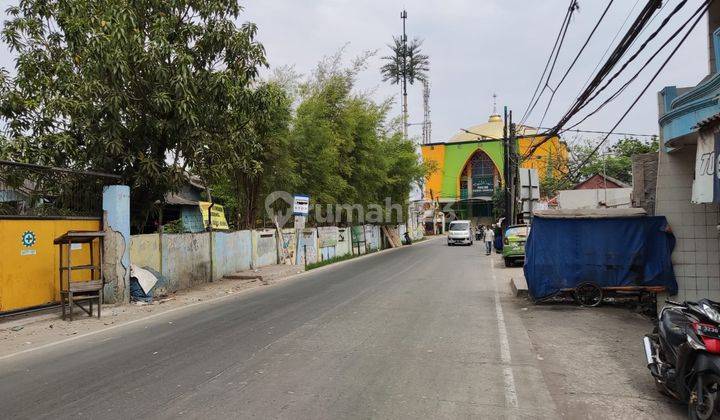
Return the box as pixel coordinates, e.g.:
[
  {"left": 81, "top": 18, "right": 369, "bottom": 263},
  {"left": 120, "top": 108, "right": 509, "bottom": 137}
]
[{"left": 523, "top": 215, "right": 677, "bottom": 300}]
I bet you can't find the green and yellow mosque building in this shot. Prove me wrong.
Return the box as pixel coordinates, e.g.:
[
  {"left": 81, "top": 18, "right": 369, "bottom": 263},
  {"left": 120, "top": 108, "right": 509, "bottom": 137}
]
[{"left": 421, "top": 113, "right": 567, "bottom": 224}]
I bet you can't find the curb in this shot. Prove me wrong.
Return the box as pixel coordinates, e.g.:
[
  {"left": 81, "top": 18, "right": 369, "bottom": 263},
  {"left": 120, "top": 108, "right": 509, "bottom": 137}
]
[
  {"left": 510, "top": 278, "right": 529, "bottom": 298},
  {"left": 287, "top": 235, "right": 441, "bottom": 279}
]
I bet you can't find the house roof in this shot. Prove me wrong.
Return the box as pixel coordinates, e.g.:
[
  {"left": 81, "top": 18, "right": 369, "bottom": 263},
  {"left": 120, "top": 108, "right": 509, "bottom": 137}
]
[
  {"left": 534, "top": 208, "right": 647, "bottom": 219},
  {"left": 162, "top": 193, "right": 199, "bottom": 206},
  {"left": 574, "top": 173, "right": 631, "bottom": 189}
]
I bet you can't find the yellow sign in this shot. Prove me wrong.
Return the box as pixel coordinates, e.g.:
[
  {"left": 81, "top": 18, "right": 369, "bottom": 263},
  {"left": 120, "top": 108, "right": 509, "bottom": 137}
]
[{"left": 198, "top": 201, "right": 230, "bottom": 230}]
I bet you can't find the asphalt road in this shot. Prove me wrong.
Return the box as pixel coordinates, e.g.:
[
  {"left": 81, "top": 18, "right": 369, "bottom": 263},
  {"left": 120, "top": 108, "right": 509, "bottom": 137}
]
[{"left": 2, "top": 238, "right": 560, "bottom": 418}]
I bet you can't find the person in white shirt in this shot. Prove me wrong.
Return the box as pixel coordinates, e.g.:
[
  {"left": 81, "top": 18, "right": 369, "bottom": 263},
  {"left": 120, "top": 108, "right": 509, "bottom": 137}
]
[{"left": 484, "top": 225, "right": 495, "bottom": 255}]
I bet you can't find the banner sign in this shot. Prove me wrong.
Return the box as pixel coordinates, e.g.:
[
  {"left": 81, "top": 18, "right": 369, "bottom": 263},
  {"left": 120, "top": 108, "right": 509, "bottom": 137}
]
[
  {"left": 318, "top": 226, "right": 339, "bottom": 248},
  {"left": 293, "top": 195, "right": 310, "bottom": 215},
  {"left": 198, "top": 201, "right": 230, "bottom": 230},
  {"left": 472, "top": 175, "right": 494, "bottom": 197},
  {"left": 692, "top": 131, "right": 720, "bottom": 203}
]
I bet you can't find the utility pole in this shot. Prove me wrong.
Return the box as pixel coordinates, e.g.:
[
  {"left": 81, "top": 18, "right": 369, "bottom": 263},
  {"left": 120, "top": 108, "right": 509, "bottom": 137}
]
[
  {"left": 401, "top": 9, "right": 408, "bottom": 140},
  {"left": 503, "top": 106, "right": 510, "bottom": 226},
  {"left": 509, "top": 110, "right": 517, "bottom": 224}
]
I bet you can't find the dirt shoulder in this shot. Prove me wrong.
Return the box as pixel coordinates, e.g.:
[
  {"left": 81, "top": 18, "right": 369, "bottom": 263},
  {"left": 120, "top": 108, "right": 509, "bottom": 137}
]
[{"left": 0, "top": 265, "right": 303, "bottom": 358}]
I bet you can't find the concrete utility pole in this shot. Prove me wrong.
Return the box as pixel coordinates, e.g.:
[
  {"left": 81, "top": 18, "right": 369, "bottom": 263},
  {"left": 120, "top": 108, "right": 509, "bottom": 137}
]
[
  {"left": 509, "top": 110, "right": 518, "bottom": 224},
  {"left": 503, "top": 106, "right": 510, "bottom": 225},
  {"left": 401, "top": 9, "right": 408, "bottom": 140}
]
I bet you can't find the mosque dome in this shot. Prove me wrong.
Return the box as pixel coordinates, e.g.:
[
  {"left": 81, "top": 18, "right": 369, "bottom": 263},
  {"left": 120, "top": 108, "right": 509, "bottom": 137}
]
[{"left": 448, "top": 114, "right": 537, "bottom": 143}]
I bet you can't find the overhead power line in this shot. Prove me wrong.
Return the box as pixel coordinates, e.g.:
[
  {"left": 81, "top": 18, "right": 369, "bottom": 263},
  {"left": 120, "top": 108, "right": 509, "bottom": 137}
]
[
  {"left": 565, "top": 0, "right": 711, "bottom": 182},
  {"left": 523, "top": 0, "right": 663, "bottom": 159},
  {"left": 536, "top": 0, "right": 616, "bottom": 129},
  {"left": 564, "top": 0, "right": 698, "bottom": 132},
  {"left": 565, "top": 0, "right": 690, "bottom": 129},
  {"left": 537, "top": 127, "right": 657, "bottom": 138},
  {"left": 519, "top": 0, "right": 579, "bottom": 126}
]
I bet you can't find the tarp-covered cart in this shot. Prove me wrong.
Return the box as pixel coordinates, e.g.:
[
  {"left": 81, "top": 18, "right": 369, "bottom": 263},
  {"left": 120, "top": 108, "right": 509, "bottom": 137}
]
[{"left": 523, "top": 208, "right": 678, "bottom": 307}]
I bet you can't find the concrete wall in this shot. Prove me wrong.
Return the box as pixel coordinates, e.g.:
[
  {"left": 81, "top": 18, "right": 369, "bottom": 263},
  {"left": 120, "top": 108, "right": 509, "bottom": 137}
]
[
  {"left": 128, "top": 223, "right": 404, "bottom": 294},
  {"left": 213, "top": 230, "right": 252, "bottom": 279},
  {"left": 103, "top": 185, "right": 131, "bottom": 303},
  {"left": 296, "top": 229, "right": 318, "bottom": 265},
  {"left": 162, "top": 232, "right": 211, "bottom": 292},
  {"left": 335, "top": 227, "right": 351, "bottom": 257},
  {"left": 130, "top": 234, "right": 161, "bottom": 272},
  {"left": 632, "top": 152, "right": 659, "bottom": 215},
  {"left": 254, "top": 230, "right": 278, "bottom": 268},
  {"left": 655, "top": 145, "right": 720, "bottom": 301},
  {"left": 365, "top": 225, "right": 381, "bottom": 251},
  {"left": 556, "top": 188, "right": 633, "bottom": 209},
  {"left": 280, "top": 229, "right": 296, "bottom": 264}
]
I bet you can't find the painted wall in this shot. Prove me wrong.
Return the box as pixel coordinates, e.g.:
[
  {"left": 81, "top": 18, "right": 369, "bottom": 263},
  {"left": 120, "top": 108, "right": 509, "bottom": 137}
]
[
  {"left": 0, "top": 218, "right": 100, "bottom": 312},
  {"left": 421, "top": 135, "right": 566, "bottom": 201},
  {"left": 518, "top": 136, "right": 567, "bottom": 179},
  {"left": 421, "top": 145, "right": 446, "bottom": 200},
  {"left": 130, "top": 234, "right": 161, "bottom": 272},
  {"left": 103, "top": 185, "right": 130, "bottom": 303},
  {"left": 556, "top": 188, "right": 633, "bottom": 209},
  {"left": 336, "top": 227, "right": 351, "bottom": 257},
  {"left": 213, "top": 230, "right": 252, "bottom": 278},
  {"left": 365, "top": 225, "right": 381, "bottom": 251},
  {"left": 280, "top": 229, "right": 296, "bottom": 264},
  {"left": 655, "top": 144, "right": 720, "bottom": 302},
  {"left": 254, "top": 230, "right": 278, "bottom": 267},
  {"left": 161, "top": 232, "right": 211, "bottom": 292},
  {"left": 125, "top": 223, "right": 406, "bottom": 296},
  {"left": 296, "top": 229, "right": 318, "bottom": 265},
  {"left": 441, "top": 142, "right": 504, "bottom": 199}
]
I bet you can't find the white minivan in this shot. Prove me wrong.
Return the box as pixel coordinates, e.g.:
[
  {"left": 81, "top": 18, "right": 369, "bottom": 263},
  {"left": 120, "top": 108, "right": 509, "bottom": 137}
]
[{"left": 447, "top": 220, "right": 473, "bottom": 246}]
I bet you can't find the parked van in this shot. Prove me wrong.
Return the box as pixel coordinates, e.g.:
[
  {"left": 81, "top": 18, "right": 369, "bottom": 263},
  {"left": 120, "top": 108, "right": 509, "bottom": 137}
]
[{"left": 447, "top": 220, "right": 473, "bottom": 246}]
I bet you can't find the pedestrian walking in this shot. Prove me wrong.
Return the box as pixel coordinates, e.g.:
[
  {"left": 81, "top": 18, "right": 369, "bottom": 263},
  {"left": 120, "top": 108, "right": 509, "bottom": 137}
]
[{"left": 484, "top": 225, "right": 494, "bottom": 255}]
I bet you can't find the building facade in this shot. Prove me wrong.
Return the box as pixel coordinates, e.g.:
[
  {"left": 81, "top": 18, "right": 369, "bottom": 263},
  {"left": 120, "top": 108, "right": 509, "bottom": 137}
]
[
  {"left": 654, "top": 4, "right": 720, "bottom": 301},
  {"left": 420, "top": 113, "right": 567, "bottom": 224}
]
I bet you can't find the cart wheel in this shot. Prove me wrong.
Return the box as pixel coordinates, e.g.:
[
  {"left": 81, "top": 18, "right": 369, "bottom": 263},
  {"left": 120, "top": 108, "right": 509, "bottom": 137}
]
[{"left": 574, "top": 282, "right": 603, "bottom": 307}]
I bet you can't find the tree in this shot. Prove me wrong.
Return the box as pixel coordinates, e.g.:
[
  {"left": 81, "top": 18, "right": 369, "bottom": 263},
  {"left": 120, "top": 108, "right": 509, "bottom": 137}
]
[
  {"left": 0, "top": 0, "right": 267, "bottom": 231},
  {"left": 289, "top": 50, "right": 429, "bottom": 225},
  {"left": 537, "top": 137, "right": 658, "bottom": 198},
  {"left": 569, "top": 136, "right": 658, "bottom": 185},
  {"left": 380, "top": 36, "right": 429, "bottom": 138},
  {"left": 208, "top": 81, "right": 294, "bottom": 229}
]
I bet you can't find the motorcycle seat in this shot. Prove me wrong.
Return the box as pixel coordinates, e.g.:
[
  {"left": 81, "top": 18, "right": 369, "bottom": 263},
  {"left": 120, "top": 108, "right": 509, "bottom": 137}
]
[{"left": 660, "top": 309, "right": 691, "bottom": 349}]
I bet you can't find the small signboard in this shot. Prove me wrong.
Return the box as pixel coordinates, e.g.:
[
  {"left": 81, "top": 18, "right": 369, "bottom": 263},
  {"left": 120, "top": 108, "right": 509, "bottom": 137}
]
[
  {"left": 692, "top": 131, "right": 720, "bottom": 203},
  {"left": 198, "top": 201, "right": 230, "bottom": 230},
  {"left": 318, "top": 226, "right": 339, "bottom": 248},
  {"left": 293, "top": 195, "right": 310, "bottom": 216}
]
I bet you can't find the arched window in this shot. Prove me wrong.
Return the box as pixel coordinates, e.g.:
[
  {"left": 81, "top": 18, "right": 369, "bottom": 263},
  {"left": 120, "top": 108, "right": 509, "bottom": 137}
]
[{"left": 460, "top": 150, "right": 499, "bottom": 199}]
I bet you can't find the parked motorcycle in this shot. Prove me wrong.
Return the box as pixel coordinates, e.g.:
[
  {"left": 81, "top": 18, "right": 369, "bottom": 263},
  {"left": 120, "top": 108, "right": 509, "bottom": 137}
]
[{"left": 644, "top": 299, "right": 720, "bottom": 419}]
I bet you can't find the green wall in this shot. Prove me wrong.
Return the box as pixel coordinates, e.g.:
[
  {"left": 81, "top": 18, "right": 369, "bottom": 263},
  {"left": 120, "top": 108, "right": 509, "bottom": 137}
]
[{"left": 440, "top": 141, "right": 504, "bottom": 199}]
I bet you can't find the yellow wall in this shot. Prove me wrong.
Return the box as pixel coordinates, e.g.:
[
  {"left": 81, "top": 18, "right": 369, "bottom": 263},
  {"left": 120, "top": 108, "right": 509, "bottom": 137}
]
[
  {"left": 518, "top": 136, "right": 568, "bottom": 180},
  {"left": 0, "top": 219, "right": 101, "bottom": 312},
  {"left": 421, "top": 144, "right": 445, "bottom": 200}
]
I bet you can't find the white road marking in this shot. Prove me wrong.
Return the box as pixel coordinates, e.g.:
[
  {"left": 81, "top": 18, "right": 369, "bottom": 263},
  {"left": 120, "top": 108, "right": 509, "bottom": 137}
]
[{"left": 491, "top": 260, "right": 519, "bottom": 409}]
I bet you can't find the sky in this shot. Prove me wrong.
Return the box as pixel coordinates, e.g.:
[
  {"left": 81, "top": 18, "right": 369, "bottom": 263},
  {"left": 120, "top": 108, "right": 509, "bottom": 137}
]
[{"left": 0, "top": 0, "right": 711, "bottom": 146}]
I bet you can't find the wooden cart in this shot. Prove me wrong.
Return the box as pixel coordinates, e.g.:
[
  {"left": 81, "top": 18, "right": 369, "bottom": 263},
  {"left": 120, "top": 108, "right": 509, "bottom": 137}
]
[
  {"left": 54, "top": 231, "right": 104, "bottom": 321},
  {"left": 561, "top": 282, "right": 666, "bottom": 308}
]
